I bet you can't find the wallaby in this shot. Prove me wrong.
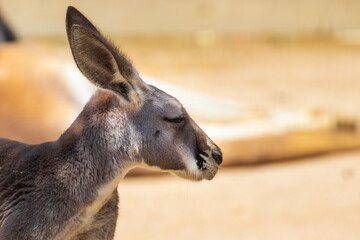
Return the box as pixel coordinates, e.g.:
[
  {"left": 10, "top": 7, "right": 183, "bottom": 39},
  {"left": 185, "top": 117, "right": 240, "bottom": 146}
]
[{"left": 0, "top": 6, "right": 222, "bottom": 240}]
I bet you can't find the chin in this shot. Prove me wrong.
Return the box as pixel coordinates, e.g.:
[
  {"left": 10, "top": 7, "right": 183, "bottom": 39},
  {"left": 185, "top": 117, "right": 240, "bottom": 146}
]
[{"left": 172, "top": 166, "right": 218, "bottom": 181}]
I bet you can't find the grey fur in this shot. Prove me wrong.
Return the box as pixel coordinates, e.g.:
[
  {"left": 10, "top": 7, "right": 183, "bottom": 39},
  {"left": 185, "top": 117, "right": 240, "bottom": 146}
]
[{"left": 0, "top": 6, "right": 222, "bottom": 240}]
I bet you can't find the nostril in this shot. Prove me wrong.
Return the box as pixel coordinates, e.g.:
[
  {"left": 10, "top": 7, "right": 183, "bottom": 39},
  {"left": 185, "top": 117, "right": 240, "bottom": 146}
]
[
  {"left": 212, "top": 152, "right": 223, "bottom": 165},
  {"left": 198, "top": 149, "right": 209, "bottom": 157}
]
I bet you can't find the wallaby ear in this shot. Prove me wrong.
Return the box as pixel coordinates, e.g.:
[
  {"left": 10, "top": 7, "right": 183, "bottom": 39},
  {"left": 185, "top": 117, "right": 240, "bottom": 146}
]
[{"left": 66, "top": 6, "right": 143, "bottom": 106}]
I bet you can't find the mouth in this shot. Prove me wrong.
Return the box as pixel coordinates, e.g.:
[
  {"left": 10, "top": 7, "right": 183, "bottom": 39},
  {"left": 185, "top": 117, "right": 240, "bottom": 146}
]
[
  {"left": 193, "top": 149, "right": 221, "bottom": 180},
  {"left": 173, "top": 146, "right": 222, "bottom": 181},
  {"left": 196, "top": 150, "right": 209, "bottom": 171}
]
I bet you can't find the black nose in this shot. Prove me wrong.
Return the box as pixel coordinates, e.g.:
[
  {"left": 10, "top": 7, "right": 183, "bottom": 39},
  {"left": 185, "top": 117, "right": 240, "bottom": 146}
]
[{"left": 212, "top": 152, "right": 223, "bottom": 165}]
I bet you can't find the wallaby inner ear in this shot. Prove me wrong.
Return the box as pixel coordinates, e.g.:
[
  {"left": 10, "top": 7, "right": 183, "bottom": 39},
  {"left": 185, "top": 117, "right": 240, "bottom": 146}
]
[{"left": 66, "top": 7, "right": 143, "bottom": 106}]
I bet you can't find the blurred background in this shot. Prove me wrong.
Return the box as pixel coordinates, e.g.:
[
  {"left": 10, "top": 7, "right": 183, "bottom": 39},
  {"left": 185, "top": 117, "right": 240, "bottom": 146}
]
[{"left": 0, "top": 0, "right": 360, "bottom": 239}]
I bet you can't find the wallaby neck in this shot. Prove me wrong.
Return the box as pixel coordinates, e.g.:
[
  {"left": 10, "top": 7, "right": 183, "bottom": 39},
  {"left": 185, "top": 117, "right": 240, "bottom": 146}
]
[{"left": 57, "top": 90, "right": 140, "bottom": 196}]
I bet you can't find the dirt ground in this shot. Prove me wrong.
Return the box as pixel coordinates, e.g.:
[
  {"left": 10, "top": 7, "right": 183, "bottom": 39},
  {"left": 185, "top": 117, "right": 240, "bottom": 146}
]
[{"left": 115, "top": 150, "right": 360, "bottom": 240}]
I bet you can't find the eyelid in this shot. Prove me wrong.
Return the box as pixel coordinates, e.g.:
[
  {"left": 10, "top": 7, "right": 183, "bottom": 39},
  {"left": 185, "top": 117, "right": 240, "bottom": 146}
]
[{"left": 164, "top": 116, "right": 186, "bottom": 124}]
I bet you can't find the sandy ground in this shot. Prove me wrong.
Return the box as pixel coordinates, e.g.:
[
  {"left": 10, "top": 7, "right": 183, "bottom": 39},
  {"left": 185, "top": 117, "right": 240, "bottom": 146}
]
[{"left": 115, "top": 150, "right": 360, "bottom": 240}]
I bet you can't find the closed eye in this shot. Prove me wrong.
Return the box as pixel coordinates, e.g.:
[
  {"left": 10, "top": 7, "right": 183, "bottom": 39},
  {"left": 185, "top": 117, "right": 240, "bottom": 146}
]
[{"left": 164, "top": 117, "right": 185, "bottom": 124}]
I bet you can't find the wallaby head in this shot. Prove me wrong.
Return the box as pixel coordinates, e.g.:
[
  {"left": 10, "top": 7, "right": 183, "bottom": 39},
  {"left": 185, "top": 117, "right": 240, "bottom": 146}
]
[{"left": 66, "top": 6, "right": 222, "bottom": 181}]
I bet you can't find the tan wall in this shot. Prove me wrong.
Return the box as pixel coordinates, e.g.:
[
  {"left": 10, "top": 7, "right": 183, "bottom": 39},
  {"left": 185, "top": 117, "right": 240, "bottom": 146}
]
[{"left": 0, "top": 0, "right": 360, "bottom": 36}]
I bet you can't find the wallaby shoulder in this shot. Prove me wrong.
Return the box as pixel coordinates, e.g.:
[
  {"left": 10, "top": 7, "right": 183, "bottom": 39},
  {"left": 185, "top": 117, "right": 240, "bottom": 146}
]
[
  {"left": 0, "top": 139, "right": 66, "bottom": 240},
  {"left": 0, "top": 138, "right": 52, "bottom": 167},
  {"left": 0, "top": 91, "right": 123, "bottom": 240},
  {"left": 0, "top": 138, "right": 59, "bottom": 167}
]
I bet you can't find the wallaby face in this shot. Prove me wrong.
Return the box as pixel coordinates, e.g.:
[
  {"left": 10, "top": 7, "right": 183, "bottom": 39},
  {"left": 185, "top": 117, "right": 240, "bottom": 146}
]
[
  {"left": 133, "top": 85, "right": 222, "bottom": 180},
  {"left": 66, "top": 7, "right": 222, "bottom": 181}
]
